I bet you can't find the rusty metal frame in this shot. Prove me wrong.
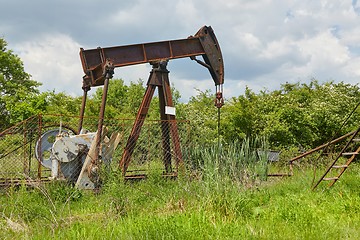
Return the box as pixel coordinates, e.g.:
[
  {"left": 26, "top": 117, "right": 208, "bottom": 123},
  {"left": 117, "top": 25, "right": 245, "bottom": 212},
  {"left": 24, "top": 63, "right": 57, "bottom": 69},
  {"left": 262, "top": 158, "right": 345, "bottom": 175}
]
[
  {"left": 119, "top": 61, "right": 182, "bottom": 175},
  {"left": 78, "top": 26, "right": 224, "bottom": 176},
  {"left": 267, "top": 130, "right": 358, "bottom": 178}
]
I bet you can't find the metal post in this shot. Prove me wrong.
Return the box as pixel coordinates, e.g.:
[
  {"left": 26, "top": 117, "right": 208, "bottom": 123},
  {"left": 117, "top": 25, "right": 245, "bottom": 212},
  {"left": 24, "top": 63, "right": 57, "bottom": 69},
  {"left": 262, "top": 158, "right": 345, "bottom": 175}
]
[
  {"left": 78, "top": 86, "right": 90, "bottom": 134},
  {"left": 158, "top": 85, "right": 172, "bottom": 173},
  {"left": 23, "top": 119, "right": 29, "bottom": 176},
  {"left": 94, "top": 77, "right": 110, "bottom": 165},
  {"left": 37, "top": 114, "right": 42, "bottom": 179},
  {"left": 92, "top": 59, "right": 114, "bottom": 168},
  {"left": 120, "top": 70, "right": 157, "bottom": 173},
  {"left": 159, "top": 62, "right": 182, "bottom": 171}
]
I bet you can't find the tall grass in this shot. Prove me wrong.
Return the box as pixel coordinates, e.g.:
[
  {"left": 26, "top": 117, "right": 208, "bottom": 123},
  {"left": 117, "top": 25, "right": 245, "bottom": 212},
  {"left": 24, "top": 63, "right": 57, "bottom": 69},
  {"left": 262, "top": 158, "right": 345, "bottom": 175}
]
[
  {"left": 186, "top": 137, "right": 269, "bottom": 187},
  {"left": 1, "top": 138, "right": 360, "bottom": 239}
]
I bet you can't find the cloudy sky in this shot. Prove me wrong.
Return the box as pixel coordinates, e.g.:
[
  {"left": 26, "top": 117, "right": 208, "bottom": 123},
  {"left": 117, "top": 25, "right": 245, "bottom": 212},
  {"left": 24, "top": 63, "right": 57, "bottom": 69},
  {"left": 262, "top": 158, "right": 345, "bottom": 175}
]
[{"left": 1, "top": 0, "right": 360, "bottom": 101}]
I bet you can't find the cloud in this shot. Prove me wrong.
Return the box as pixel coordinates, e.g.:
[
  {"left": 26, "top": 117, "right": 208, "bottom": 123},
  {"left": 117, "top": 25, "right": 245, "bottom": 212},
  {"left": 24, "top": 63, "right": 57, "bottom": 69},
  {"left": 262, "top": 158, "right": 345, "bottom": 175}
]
[
  {"left": 14, "top": 34, "right": 83, "bottom": 96},
  {"left": 1, "top": 0, "right": 360, "bottom": 102}
]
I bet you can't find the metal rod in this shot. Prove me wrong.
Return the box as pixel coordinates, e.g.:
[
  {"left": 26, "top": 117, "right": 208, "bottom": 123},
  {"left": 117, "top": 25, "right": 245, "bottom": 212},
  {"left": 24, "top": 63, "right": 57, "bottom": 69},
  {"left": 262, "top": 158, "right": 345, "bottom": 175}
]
[
  {"left": 289, "top": 130, "right": 356, "bottom": 163},
  {"left": 328, "top": 144, "right": 360, "bottom": 187},
  {"left": 217, "top": 107, "right": 221, "bottom": 155},
  {"left": 312, "top": 126, "right": 360, "bottom": 190},
  {"left": 159, "top": 88, "right": 172, "bottom": 173},
  {"left": 78, "top": 88, "right": 89, "bottom": 134},
  {"left": 23, "top": 119, "right": 28, "bottom": 175},
  {"left": 94, "top": 76, "right": 110, "bottom": 164},
  {"left": 37, "top": 114, "right": 42, "bottom": 179},
  {"left": 28, "top": 129, "right": 32, "bottom": 177}
]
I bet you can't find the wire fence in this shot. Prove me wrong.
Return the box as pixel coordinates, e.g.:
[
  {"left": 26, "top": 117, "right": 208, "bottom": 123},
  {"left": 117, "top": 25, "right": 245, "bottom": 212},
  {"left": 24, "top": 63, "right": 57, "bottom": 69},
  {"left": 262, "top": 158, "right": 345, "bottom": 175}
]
[
  {"left": 4, "top": 114, "right": 339, "bottom": 187},
  {"left": 0, "top": 114, "right": 190, "bottom": 186}
]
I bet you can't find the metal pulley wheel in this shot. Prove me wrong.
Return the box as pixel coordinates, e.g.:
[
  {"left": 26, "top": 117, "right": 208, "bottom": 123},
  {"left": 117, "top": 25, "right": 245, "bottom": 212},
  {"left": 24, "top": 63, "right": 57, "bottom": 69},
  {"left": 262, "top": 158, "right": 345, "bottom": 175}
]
[
  {"left": 35, "top": 128, "right": 75, "bottom": 169},
  {"left": 55, "top": 133, "right": 94, "bottom": 183}
]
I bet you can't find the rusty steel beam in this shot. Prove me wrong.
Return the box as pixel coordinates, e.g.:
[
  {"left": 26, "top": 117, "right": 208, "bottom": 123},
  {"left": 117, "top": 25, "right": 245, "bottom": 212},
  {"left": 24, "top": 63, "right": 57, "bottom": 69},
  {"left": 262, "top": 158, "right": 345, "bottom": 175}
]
[
  {"left": 157, "top": 62, "right": 182, "bottom": 172},
  {"left": 80, "top": 26, "right": 224, "bottom": 87},
  {"left": 289, "top": 130, "right": 356, "bottom": 163},
  {"left": 120, "top": 81, "right": 157, "bottom": 173}
]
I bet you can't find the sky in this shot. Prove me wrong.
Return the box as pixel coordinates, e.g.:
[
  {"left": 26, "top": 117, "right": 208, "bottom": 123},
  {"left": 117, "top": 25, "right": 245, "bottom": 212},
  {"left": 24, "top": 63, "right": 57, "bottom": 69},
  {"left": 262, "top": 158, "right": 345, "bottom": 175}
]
[{"left": 1, "top": 0, "right": 360, "bottom": 102}]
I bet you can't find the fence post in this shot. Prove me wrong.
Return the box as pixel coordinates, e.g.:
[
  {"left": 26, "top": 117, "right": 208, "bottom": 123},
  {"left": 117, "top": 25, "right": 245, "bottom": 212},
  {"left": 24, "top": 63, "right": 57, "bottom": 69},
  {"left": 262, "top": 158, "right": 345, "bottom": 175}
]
[
  {"left": 37, "top": 114, "right": 43, "bottom": 179},
  {"left": 23, "top": 118, "right": 29, "bottom": 176}
]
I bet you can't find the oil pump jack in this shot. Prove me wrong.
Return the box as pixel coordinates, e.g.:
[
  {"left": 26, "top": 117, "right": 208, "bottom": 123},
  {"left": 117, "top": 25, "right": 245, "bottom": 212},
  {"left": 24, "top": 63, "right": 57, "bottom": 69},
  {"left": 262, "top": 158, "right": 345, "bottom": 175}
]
[{"left": 36, "top": 26, "right": 224, "bottom": 189}]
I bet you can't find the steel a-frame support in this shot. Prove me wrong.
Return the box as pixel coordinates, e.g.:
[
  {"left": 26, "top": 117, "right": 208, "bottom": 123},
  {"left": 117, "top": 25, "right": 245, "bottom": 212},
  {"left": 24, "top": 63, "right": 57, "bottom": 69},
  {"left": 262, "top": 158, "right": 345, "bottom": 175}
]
[{"left": 120, "top": 60, "right": 183, "bottom": 175}]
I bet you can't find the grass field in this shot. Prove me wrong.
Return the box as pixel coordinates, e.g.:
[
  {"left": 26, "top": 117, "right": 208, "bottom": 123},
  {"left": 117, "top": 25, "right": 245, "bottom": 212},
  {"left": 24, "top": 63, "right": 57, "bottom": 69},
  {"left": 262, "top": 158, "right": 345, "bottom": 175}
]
[{"left": 1, "top": 146, "right": 360, "bottom": 239}]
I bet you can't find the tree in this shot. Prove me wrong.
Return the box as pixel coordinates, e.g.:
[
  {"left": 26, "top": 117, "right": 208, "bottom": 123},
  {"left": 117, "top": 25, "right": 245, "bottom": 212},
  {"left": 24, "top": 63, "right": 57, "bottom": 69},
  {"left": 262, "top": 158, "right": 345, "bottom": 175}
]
[
  {"left": 0, "top": 38, "right": 42, "bottom": 129},
  {"left": 223, "top": 86, "right": 262, "bottom": 142},
  {"left": 89, "top": 79, "right": 146, "bottom": 119},
  {"left": 223, "top": 80, "right": 360, "bottom": 149},
  {"left": 88, "top": 78, "right": 180, "bottom": 120},
  {"left": 44, "top": 91, "right": 81, "bottom": 116},
  {"left": 178, "top": 89, "right": 219, "bottom": 145}
]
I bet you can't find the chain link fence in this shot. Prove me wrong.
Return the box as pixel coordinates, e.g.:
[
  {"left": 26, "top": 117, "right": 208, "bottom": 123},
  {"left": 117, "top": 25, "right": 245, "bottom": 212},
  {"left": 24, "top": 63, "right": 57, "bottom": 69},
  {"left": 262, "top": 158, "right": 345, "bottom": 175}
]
[{"left": 0, "top": 114, "right": 190, "bottom": 186}]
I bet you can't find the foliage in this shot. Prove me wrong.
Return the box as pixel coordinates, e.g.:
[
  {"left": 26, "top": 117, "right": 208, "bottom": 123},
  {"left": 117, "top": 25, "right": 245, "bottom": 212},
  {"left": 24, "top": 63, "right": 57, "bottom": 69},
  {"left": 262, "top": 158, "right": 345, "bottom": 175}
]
[
  {"left": 90, "top": 79, "right": 139, "bottom": 118},
  {"left": 223, "top": 80, "right": 360, "bottom": 149},
  {"left": 222, "top": 86, "right": 261, "bottom": 141},
  {"left": 178, "top": 89, "right": 219, "bottom": 145},
  {"left": 0, "top": 38, "right": 42, "bottom": 129},
  {"left": 88, "top": 79, "right": 161, "bottom": 119},
  {"left": 44, "top": 91, "right": 81, "bottom": 116}
]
